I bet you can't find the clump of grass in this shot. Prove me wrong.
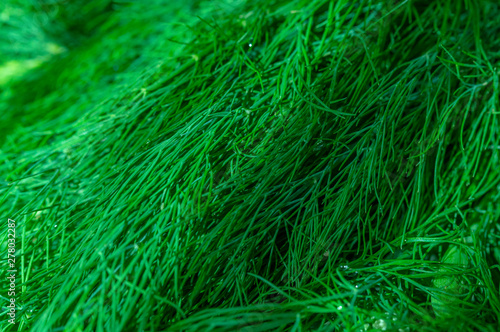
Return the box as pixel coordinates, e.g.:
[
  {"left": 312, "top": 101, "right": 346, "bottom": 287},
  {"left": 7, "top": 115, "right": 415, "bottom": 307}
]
[{"left": 1, "top": 0, "right": 500, "bottom": 331}]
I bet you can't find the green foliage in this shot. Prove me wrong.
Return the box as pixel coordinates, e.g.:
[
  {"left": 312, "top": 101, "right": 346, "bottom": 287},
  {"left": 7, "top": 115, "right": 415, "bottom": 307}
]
[
  {"left": 0, "top": 0, "right": 114, "bottom": 65},
  {"left": 1, "top": 0, "right": 500, "bottom": 331},
  {"left": 431, "top": 244, "right": 470, "bottom": 317}
]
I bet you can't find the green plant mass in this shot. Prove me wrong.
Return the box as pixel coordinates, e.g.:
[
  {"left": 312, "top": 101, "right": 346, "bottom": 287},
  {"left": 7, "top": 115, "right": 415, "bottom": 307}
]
[{"left": 1, "top": 0, "right": 500, "bottom": 331}]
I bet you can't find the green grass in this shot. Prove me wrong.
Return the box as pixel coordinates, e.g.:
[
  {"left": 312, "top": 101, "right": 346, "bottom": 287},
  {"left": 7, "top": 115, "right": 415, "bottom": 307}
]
[{"left": 1, "top": 0, "right": 500, "bottom": 331}]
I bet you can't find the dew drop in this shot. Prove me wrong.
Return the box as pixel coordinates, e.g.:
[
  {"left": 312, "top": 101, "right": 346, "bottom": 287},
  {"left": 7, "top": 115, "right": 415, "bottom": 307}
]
[{"left": 373, "top": 319, "right": 387, "bottom": 330}]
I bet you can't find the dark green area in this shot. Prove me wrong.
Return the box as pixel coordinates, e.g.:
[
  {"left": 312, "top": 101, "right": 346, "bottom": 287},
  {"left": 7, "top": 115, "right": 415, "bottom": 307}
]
[{"left": 1, "top": 0, "right": 500, "bottom": 331}]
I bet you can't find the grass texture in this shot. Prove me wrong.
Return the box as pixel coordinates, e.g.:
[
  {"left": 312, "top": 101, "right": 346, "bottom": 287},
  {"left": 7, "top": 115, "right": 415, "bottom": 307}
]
[{"left": 1, "top": 0, "right": 500, "bottom": 331}]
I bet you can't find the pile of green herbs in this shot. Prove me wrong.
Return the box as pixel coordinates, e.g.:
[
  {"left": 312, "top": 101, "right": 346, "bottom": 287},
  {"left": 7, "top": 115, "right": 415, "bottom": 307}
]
[{"left": 1, "top": 0, "right": 500, "bottom": 331}]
